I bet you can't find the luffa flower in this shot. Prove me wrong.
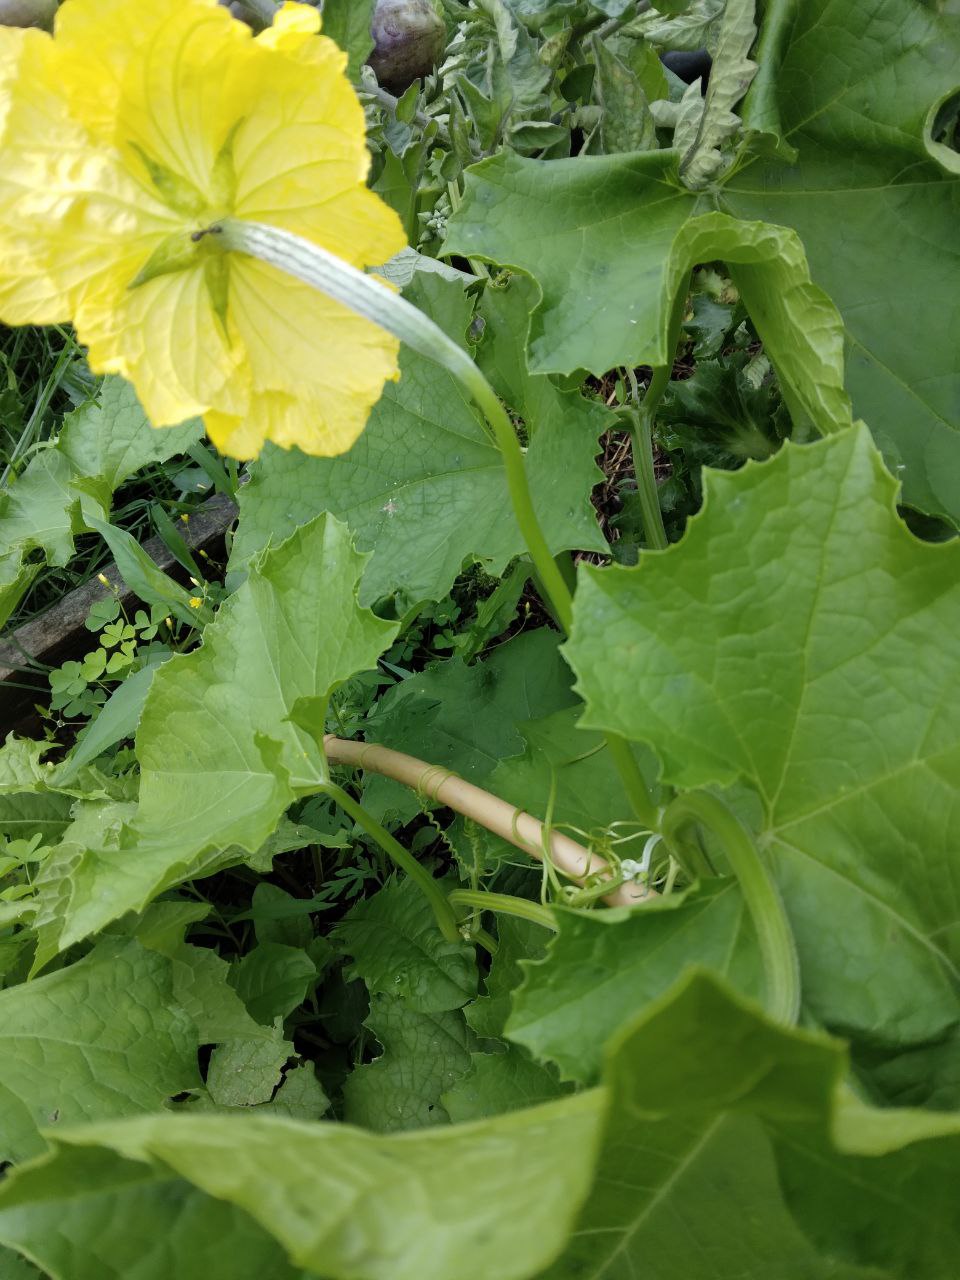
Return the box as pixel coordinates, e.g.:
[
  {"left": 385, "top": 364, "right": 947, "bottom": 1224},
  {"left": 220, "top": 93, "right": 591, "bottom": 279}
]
[{"left": 0, "top": 0, "right": 406, "bottom": 458}]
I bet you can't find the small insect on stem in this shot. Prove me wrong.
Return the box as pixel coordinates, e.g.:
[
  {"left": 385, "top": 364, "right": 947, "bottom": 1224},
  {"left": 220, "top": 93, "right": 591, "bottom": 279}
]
[{"left": 190, "top": 224, "right": 224, "bottom": 243}]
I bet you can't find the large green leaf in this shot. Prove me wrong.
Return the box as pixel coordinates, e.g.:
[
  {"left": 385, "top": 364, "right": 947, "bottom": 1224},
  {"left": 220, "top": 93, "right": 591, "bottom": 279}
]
[
  {"left": 6, "top": 972, "right": 959, "bottom": 1280},
  {"left": 442, "top": 1043, "right": 569, "bottom": 1122},
  {"left": 333, "top": 876, "right": 476, "bottom": 1012},
  {"left": 566, "top": 426, "right": 960, "bottom": 1048},
  {"left": 229, "top": 339, "right": 605, "bottom": 613},
  {"left": 342, "top": 995, "right": 475, "bottom": 1131},
  {"left": 132, "top": 512, "right": 393, "bottom": 829},
  {"left": 444, "top": 151, "right": 853, "bottom": 436},
  {"left": 2, "top": 1093, "right": 603, "bottom": 1280},
  {"left": 367, "top": 628, "right": 575, "bottom": 786},
  {"left": 446, "top": 150, "right": 696, "bottom": 376},
  {"left": 37, "top": 515, "right": 397, "bottom": 952},
  {"left": 546, "top": 970, "right": 960, "bottom": 1280},
  {"left": 728, "top": 0, "right": 960, "bottom": 520},
  {"left": 507, "top": 881, "right": 762, "bottom": 1083},
  {"left": 57, "top": 377, "right": 202, "bottom": 514},
  {"left": 0, "top": 1145, "right": 306, "bottom": 1280},
  {"left": 0, "top": 941, "right": 198, "bottom": 1163}
]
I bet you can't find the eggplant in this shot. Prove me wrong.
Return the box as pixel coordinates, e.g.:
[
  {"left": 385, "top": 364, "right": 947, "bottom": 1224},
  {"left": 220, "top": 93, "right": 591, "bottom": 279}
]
[
  {"left": 367, "top": 0, "right": 445, "bottom": 94},
  {"left": 0, "top": 0, "right": 57, "bottom": 28},
  {"left": 660, "top": 48, "right": 712, "bottom": 86}
]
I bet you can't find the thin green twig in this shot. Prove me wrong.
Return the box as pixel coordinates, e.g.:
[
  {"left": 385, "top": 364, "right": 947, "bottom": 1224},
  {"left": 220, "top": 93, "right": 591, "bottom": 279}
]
[
  {"left": 627, "top": 408, "right": 668, "bottom": 551},
  {"left": 319, "top": 780, "right": 461, "bottom": 943}
]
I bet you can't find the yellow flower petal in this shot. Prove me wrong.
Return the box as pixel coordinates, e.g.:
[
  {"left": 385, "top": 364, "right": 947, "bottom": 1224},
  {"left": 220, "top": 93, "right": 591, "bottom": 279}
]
[
  {"left": 205, "top": 379, "right": 388, "bottom": 462},
  {"left": 0, "top": 27, "right": 96, "bottom": 323},
  {"left": 203, "top": 402, "right": 268, "bottom": 462},
  {"left": 233, "top": 23, "right": 406, "bottom": 265},
  {"left": 219, "top": 255, "right": 400, "bottom": 457},
  {"left": 54, "top": 0, "right": 254, "bottom": 200},
  {"left": 0, "top": 25, "right": 173, "bottom": 322},
  {"left": 77, "top": 263, "right": 248, "bottom": 426},
  {"left": 256, "top": 2, "right": 320, "bottom": 52}
]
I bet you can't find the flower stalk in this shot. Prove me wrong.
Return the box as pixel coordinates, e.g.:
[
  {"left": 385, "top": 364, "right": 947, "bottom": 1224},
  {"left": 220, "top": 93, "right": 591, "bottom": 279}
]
[
  {"left": 626, "top": 408, "right": 668, "bottom": 551},
  {"left": 216, "top": 218, "right": 574, "bottom": 628}
]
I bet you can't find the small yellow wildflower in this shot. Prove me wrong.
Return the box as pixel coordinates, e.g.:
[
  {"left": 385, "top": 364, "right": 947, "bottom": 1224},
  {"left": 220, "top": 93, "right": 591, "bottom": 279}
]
[
  {"left": 188, "top": 596, "right": 203, "bottom": 609},
  {"left": 0, "top": 0, "right": 406, "bottom": 459}
]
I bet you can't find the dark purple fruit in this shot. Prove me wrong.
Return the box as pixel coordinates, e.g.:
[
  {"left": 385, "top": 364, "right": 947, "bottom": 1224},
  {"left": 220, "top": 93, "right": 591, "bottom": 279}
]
[
  {"left": 0, "top": 0, "right": 58, "bottom": 29},
  {"left": 367, "top": 0, "right": 445, "bottom": 94},
  {"left": 660, "top": 49, "right": 712, "bottom": 86}
]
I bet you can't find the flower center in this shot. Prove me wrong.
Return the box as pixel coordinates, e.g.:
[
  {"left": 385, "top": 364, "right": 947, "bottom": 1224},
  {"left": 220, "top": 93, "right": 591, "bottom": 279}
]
[
  {"left": 129, "top": 223, "right": 232, "bottom": 332},
  {"left": 127, "top": 125, "right": 244, "bottom": 331}
]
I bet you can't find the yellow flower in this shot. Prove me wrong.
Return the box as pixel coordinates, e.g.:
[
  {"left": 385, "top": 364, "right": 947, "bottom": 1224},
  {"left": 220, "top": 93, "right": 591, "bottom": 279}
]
[{"left": 0, "top": 0, "right": 406, "bottom": 459}]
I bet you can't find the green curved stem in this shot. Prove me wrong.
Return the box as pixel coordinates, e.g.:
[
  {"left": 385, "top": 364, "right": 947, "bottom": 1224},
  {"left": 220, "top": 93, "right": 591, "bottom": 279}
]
[
  {"left": 603, "top": 733, "right": 659, "bottom": 831},
  {"left": 320, "top": 781, "right": 461, "bottom": 944},
  {"left": 449, "top": 889, "right": 558, "bottom": 932},
  {"left": 662, "top": 790, "right": 800, "bottom": 1025},
  {"left": 621, "top": 275, "right": 689, "bottom": 554},
  {"left": 468, "top": 927, "right": 500, "bottom": 957},
  {"left": 626, "top": 408, "right": 668, "bottom": 551},
  {"left": 462, "top": 372, "right": 574, "bottom": 631},
  {"left": 217, "top": 218, "right": 573, "bottom": 631}
]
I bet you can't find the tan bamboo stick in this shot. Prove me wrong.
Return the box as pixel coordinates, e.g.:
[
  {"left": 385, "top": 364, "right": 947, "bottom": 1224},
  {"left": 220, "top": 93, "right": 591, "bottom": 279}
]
[{"left": 323, "top": 735, "right": 653, "bottom": 907}]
